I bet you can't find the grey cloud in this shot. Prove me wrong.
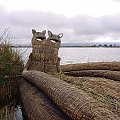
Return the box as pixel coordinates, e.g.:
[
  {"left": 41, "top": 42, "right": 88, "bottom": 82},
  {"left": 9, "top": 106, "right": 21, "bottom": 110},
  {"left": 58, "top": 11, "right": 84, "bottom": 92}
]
[
  {"left": 101, "top": 14, "right": 120, "bottom": 33},
  {"left": 1, "top": 10, "right": 70, "bottom": 40},
  {"left": 70, "top": 14, "right": 120, "bottom": 40},
  {"left": 71, "top": 15, "right": 106, "bottom": 35},
  {"left": 6, "top": 10, "right": 68, "bottom": 28},
  {"left": 1, "top": 9, "right": 120, "bottom": 42}
]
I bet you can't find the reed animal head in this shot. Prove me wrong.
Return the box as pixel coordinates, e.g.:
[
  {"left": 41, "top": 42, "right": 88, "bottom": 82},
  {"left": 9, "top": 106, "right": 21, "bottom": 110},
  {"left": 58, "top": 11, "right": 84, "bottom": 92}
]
[
  {"left": 47, "top": 30, "right": 63, "bottom": 43},
  {"left": 32, "top": 29, "right": 46, "bottom": 41}
]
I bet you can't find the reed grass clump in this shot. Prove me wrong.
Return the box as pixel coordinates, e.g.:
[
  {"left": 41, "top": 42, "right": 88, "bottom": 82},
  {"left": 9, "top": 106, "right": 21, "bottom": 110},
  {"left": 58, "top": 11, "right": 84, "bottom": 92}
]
[
  {"left": 0, "top": 29, "right": 24, "bottom": 107},
  {"left": 0, "top": 30, "right": 24, "bottom": 83}
]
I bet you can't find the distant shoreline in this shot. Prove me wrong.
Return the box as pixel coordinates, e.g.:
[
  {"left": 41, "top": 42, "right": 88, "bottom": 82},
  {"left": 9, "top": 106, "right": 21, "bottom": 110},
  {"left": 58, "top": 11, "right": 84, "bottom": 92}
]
[{"left": 11, "top": 45, "right": 120, "bottom": 48}]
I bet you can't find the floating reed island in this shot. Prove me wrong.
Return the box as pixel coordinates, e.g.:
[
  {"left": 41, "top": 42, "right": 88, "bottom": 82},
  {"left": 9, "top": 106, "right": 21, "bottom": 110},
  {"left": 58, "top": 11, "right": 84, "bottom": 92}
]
[
  {"left": 1, "top": 29, "right": 120, "bottom": 119},
  {"left": 19, "top": 29, "right": 120, "bottom": 120}
]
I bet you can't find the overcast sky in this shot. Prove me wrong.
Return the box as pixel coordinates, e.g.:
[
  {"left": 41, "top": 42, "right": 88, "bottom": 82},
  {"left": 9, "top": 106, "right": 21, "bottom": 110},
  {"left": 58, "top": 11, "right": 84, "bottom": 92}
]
[{"left": 1, "top": 0, "right": 120, "bottom": 43}]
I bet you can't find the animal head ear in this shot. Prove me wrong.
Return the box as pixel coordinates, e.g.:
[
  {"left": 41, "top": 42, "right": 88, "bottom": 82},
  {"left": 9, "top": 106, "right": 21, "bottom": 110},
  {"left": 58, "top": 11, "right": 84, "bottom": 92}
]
[
  {"left": 42, "top": 30, "right": 46, "bottom": 35},
  {"left": 58, "top": 33, "right": 63, "bottom": 38},
  {"left": 48, "top": 30, "right": 53, "bottom": 37},
  {"left": 32, "top": 29, "right": 36, "bottom": 34}
]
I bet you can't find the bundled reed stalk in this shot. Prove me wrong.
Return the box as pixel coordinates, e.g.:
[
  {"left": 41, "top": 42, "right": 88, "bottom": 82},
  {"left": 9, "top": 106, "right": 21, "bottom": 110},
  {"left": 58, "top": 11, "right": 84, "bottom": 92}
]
[
  {"left": 19, "top": 79, "right": 70, "bottom": 120},
  {"left": 61, "top": 62, "right": 120, "bottom": 72},
  {"left": 65, "top": 70, "right": 120, "bottom": 81},
  {"left": 22, "top": 70, "right": 120, "bottom": 120}
]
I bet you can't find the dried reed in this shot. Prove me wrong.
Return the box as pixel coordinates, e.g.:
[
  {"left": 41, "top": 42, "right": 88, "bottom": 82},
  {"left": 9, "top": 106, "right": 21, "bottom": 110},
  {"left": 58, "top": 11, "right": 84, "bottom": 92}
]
[{"left": 22, "top": 70, "right": 120, "bottom": 120}]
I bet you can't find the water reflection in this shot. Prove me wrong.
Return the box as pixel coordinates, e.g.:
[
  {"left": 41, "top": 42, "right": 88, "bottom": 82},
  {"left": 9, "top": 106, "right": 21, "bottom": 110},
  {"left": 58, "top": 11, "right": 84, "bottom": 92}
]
[
  {"left": 14, "top": 105, "right": 23, "bottom": 120},
  {"left": 0, "top": 100, "right": 23, "bottom": 120}
]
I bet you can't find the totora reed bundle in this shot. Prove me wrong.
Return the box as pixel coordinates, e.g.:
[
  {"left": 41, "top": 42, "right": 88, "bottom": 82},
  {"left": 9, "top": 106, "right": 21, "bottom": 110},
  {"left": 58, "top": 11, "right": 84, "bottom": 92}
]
[
  {"left": 64, "top": 70, "right": 120, "bottom": 81},
  {"left": 61, "top": 62, "right": 120, "bottom": 72},
  {"left": 22, "top": 70, "right": 120, "bottom": 120},
  {"left": 19, "top": 80, "right": 70, "bottom": 120}
]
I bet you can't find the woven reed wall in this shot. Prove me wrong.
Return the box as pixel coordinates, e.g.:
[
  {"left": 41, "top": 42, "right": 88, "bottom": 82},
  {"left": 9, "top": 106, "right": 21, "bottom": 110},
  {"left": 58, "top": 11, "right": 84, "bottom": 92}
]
[
  {"left": 32, "top": 40, "right": 60, "bottom": 60},
  {"left": 28, "top": 39, "right": 61, "bottom": 72},
  {"left": 61, "top": 62, "right": 120, "bottom": 72},
  {"left": 22, "top": 70, "right": 120, "bottom": 120},
  {"left": 19, "top": 79, "right": 70, "bottom": 120},
  {"left": 0, "top": 77, "right": 18, "bottom": 107}
]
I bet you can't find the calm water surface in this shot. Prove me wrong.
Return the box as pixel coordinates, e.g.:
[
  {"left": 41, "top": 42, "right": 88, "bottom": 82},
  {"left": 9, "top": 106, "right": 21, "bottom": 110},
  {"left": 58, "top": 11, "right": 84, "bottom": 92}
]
[{"left": 17, "top": 47, "right": 120, "bottom": 64}]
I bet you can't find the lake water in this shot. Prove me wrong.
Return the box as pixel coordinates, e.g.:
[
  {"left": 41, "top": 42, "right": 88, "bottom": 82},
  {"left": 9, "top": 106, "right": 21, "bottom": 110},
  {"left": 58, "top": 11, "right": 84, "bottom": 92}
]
[{"left": 17, "top": 47, "right": 120, "bottom": 64}]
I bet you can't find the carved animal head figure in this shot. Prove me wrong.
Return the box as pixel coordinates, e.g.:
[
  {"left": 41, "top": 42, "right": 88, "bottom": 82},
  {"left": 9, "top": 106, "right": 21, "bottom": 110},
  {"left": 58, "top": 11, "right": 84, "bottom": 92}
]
[
  {"left": 32, "top": 29, "right": 46, "bottom": 41},
  {"left": 47, "top": 30, "right": 63, "bottom": 43}
]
